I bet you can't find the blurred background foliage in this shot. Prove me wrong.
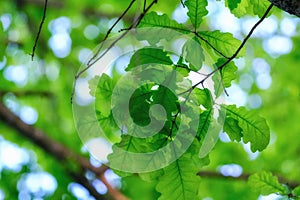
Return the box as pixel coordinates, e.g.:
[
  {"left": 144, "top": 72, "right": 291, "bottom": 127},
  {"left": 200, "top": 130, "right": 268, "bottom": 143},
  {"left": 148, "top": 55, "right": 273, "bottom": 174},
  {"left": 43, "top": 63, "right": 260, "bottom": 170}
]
[{"left": 0, "top": 0, "right": 300, "bottom": 199}]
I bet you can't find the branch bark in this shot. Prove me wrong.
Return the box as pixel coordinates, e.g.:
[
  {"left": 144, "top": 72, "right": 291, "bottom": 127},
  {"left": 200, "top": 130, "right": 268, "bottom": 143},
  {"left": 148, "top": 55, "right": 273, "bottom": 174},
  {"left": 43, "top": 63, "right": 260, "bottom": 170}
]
[{"left": 269, "top": 0, "right": 300, "bottom": 17}]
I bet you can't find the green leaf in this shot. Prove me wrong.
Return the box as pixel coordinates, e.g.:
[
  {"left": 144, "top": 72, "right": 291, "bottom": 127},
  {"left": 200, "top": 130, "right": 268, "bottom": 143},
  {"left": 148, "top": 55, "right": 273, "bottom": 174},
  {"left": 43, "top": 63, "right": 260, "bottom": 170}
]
[
  {"left": 225, "top": 105, "right": 270, "bottom": 152},
  {"left": 126, "top": 48, "right": 173, "bottom": 71},
  {"left": 230, "top": 0, "right": 271, "bottom": 18},
  {"left": 138, "top": 12, "right": 189, "bottom": 32},
  {"left": 192, "top": 88, "right": 213, "bottom": 109},
  {"left": 108, "top": 134, "right": 168, "bottom": 173},
  {"left": 93, "top": 74, "right": 114, "bottom": 117},
  {"left": 196, "top": 108, "right": 213, "bottom": 140},
  {"left": 137, "top": 12, "right": 189, "bottom": 44},
  {"left": 97, "top": 111, "right": 120, "bottom": 142},
  {"left": 292, "top": 186, "right": 300, "bottom": 196},
  {"left": 230, "top": 0, "right": 253, "bottom": 18},
  {"left": 248, "top": 171, "right": 289, "bottom": 195},
  {"left": 152, "top": 85, "right": 179, "bottom": 119},
  {"left": 226, "top": 0, "right": 242, "bottom": 11},
  {"left": 198, "top": 30, "right": 245, "bottom": 57},
  {"left": 156, "top": 141, "right": 204, "bottom": 200},
  {"left": 250, "top": 0, "right": 271, "bottom": 18},
  {"left": 129, "top": 84, "right": 153, "bottom": 126},
  {"left": 223, "top": 117, "right": 242, "bottom": 142},
  {"left": 212, "top": 59, "right": 238, "bottom": 97},
  {"left": 185, "top": 0, "right": 208, "bottom": 30},
  {"left": 183, "top": 37, "right": 204, "bottom": 71}
]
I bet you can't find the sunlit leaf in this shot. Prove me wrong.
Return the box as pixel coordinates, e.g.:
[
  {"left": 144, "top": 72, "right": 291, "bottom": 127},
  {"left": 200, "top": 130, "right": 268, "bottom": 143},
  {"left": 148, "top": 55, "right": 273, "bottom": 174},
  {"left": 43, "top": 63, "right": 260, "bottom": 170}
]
[
  {"left": 212, "top": 59, "right": 238, "bottom": 97},
  {"left": 185, "top": 0, "right": 208, "bottom": 30},
  {"left": 126, "top": 48, "right": 173, "bottom": 71},
  {"left": 248, "top": 171, "right": 288, "bottom": 195},
  {"left": 225, "top": 105, "right": 270, "bottom": 152},
  {"left": 223, "top": 117, "right": 242, "bottom": 142},
  {"left": 226, "top": 0, "right": 242, "bottom": 11},
  {"left": 198, "top": 30, "right": 245, "bottom": 57},
  {"left": 156, "top": 141, "right": 205, "bottom": 200}
]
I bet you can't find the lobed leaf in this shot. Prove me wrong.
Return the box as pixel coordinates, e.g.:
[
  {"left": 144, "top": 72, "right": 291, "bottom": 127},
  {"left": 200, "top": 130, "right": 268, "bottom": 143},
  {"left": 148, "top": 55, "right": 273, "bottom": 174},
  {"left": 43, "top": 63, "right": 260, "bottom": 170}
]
[
  {"left": 226, "top": 0, "right": 242, "bottom": 11},
  {"left": 138, "top": 12, "right": 189, "bottom": 32},
  {"left": 212, "top": 59, "right": 238, "bottom": 97},
  {"left": 156, "top": 141, "right": 205, "bottom": 200},
  {"left": 185, "top": 0, "right": 208, "bottom": 30},
  {"left": 225, "top": 105, "right": 270, "bottom": 152},
  {"left": 92, "top": 74, "right": 114, "bottom": 117},
  {"left": 248, "top": 171, "right": 288, "bottom": 195},
  {"left": 126, "top": 48, "right": 173, "bottom": 71},
  {"left": 196, "top": 109, "right": 213, "bottom": 140},
  {"left": 250, "top": 0, "right": 271, "bottom": 18},
  {"left": 183, "top": 37, "right": 204, "bottom": 71},
  {"left": 198, "top": 30, "right": 245, "bottom": 58}
]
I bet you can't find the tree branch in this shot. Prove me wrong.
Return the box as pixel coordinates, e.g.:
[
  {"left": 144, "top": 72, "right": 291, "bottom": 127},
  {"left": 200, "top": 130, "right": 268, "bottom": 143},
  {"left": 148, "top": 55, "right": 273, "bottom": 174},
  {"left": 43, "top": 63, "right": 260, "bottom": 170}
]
[
  {"left": 269, "top": 0, "right": 300, "bottom": 17},
  {"left": 0, "top": 101, "right": 123, "bottom": 199},
  {"left": 198, "top": 171, "right": 299, "bottom": 189},
  {"left": 0, "top": 90, "right": 54, "bottom": 98}
]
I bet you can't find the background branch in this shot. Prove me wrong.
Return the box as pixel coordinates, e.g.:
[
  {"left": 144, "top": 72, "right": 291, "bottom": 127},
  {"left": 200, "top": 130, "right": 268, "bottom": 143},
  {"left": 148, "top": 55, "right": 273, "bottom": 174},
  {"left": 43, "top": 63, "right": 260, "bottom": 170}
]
[
  {"left": 0, "top": 101, "right": 122, "bottom": 199},
  {"left": 198, "top": 171, "right": 299, "bottom": 189}
]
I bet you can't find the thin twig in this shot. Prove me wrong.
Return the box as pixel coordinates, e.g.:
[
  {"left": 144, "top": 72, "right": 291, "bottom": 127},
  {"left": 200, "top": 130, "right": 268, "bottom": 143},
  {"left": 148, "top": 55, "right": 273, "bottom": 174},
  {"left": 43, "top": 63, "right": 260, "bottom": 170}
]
[
  {"left": 182, "top": 4, "right": 274, "bottom": 93},
  {"left": 144, "top": 0, "right": 147, "bottom": 11},
  {"left": 71, "top": 0, "right": 158, "bottom": 103},
  {"left": 31, "top": 0, "right": 48, "bottom": 61},
  {"left": 88, "top": 0, "right": 137, "bottom": 67},
  {"left": 194, "top": 32, "right": 230, "bottom": 59},
  {"left": 181, "top": 0, "right": 185, "bottom": 7},
  {"left": 100, "top": 173, "right": 128, "bottom": 200}
]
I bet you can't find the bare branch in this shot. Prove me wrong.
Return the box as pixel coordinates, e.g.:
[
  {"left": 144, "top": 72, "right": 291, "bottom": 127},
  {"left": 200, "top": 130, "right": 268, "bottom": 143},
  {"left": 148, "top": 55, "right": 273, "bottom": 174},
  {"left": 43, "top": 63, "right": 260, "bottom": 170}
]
[
  {"left": 30, "top": 0, "right": 48, "bottom": 61},
  {"left": 100, "top": 173, "right": 128, "bottom": 200}
]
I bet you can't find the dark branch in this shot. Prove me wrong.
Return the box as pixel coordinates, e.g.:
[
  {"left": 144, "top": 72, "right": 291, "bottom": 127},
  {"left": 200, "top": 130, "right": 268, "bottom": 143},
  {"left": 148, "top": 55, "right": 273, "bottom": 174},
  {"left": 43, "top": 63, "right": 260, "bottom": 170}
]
[
  {"left": 269, "top": 0, "right": 300, "bottom": 17},
  {"left": 70, "top": 171, "right": 107, "bottom": 200},
  {"left": 30, "top": 0, "right": 48, "bottom": 61}
]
